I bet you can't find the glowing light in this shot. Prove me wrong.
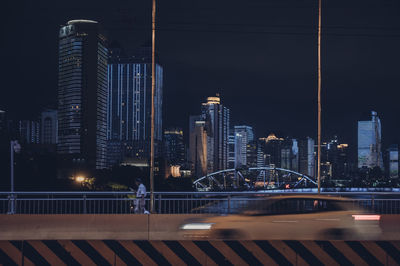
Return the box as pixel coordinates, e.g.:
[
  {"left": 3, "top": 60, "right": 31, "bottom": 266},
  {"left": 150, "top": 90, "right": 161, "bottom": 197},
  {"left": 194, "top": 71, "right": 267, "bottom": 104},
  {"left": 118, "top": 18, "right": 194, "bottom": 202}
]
[
  {"left": 180, "top": 223, "right": 214, "bottom": 230},
  {"left": 75, "top": 176, "right": 85, "bottom": 182},
  {"left": 352, "top": 215, "right": 380, "bottom": 221}
]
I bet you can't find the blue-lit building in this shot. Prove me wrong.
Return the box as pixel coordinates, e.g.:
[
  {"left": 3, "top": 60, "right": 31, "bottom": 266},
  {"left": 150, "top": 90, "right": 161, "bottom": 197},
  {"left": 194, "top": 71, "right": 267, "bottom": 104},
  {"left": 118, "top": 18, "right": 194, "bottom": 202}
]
[
  {"left": 358, "top": 111, "right": 383, "bottom": 169},
  {"left": 298, "top": 137, "right": 315, "bottom": 177},
  {"left": 107, "top": 47, "right": 163, "bottom": 165},
  {"left": 386, "top": 145, "right": 398, "bottom": 179},
  {"left": 234, "top": 125, "right": 254, "bottom": 168},
  {"left": 57, "top": 20, "right": 108, "bottom": 175},
  {"left": 19, "top": 120, "right": 40, "bottom": 144}
]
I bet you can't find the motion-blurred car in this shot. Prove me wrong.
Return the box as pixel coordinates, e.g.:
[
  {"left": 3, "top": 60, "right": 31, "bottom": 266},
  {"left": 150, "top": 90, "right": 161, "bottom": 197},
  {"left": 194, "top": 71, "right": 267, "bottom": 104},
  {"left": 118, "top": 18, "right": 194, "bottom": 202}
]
[{"left": 179, "top": 195, "right": 388, "bottom": 240}]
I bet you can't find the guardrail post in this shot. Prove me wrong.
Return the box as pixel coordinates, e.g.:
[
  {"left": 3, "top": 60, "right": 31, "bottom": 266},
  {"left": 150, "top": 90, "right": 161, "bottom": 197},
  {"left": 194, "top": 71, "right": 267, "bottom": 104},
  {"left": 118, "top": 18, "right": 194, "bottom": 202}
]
[
  {"left": 83, "top": 195, "right": 87, "bottom": 214},
  {"left": 371, "top": 194, "right": 375, "bottom": 210},
  {"left": 158, "top": 194, "right": 161, "bottom": 214},
  {"left": 228, "top": 195, "right": 231, "bottom": 214}
]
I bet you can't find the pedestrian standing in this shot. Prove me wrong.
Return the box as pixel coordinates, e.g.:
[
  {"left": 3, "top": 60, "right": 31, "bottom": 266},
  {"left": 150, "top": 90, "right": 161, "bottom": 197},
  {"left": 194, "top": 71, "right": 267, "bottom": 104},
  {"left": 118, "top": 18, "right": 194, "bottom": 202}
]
[{"left": 134, "top": 178, "right": 147, "bottom": 214}]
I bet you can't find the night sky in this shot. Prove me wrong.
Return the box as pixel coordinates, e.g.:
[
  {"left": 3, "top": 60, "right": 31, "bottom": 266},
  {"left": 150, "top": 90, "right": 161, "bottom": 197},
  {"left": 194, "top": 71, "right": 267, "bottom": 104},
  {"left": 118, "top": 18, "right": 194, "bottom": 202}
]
[{"left": 1, "top": 0, "right": 400, "bottom": 150}]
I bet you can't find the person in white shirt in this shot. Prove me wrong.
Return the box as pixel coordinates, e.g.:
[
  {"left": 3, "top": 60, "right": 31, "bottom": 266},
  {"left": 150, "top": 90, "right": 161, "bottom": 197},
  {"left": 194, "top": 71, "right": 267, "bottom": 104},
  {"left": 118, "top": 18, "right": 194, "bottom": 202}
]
[{"left": 134, "top": 178, "right": 148, "bottom": 214}]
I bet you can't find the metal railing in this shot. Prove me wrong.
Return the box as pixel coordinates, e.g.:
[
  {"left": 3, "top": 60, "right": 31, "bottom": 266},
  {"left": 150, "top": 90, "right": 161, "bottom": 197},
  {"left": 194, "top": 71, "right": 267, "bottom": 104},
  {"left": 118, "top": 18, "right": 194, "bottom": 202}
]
[{"left": 1, "top": 191, "right": 400, "bottom": 214}]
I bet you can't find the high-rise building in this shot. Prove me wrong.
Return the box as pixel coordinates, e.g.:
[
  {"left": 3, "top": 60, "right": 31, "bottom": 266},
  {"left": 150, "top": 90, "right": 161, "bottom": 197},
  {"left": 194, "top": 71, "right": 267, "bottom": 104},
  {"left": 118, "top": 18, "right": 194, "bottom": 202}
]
[
  {"left": 107, "top": 47, "right": 163, "bottom": 161},
  {"left": 19, "top": 120, "right": 40, "bottom": 144},
  {"left": 201, "top": 95, "right": 230, "bottom": 172},
  {"left": 227, "top": 133, "right": 235, "bottom": 169},
  {"left": 386, "top": 145, "right": 399, "bottom": 179},
  {"left": 246, "top": 140, "right": 258, "bottom": 168},
  {"left": 57, "top": 20, "right": 108, "bottom": 173},
  {"left": 234, "top": 125, "right": 254, "bottom": 168},
  {"left": 358, "top": 111, "right": 383, "bottom": 169},
  {"left": 291, "top": 139, "right": 299, "bottom": 172},
  {"left": 164, "top": 128, "right": 185, "bottom": 166},
  {"left": 258, "top": 133, "right": 284, "bottom": 168},
  {"left": 281, "top": 138, "right": 295, "bottom": 170},
  {"left": 41, "top": 110, "right": 58, "bottom": 144},
  {"left": 189, "top": 116, "right": 208, "bottom": 177},
  {"left": 298, "top": 137, "right": 315, "bottom": 177},
  {"left": 320, "top": 137, "right": 350, "bottom": 180},
  {"left": 0, "top": 110, "right": 5, "bottom": 134}
]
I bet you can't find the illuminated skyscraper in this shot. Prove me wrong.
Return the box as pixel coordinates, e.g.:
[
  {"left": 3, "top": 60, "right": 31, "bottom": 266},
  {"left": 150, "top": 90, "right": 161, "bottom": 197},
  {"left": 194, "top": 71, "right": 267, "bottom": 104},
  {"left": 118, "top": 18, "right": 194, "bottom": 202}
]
[
  {"left": 234, "top": 125, "right": 254, "bottom": 168},
  {"left": 358, "top": 111, "right": 383, "bottom": 169},
  {"left": 258, "top": 133, "right": 284, "bottom": 168},
  {"left": 386, "top": 145, "right": 398, "bottom": 179},
  {"left": 164, "top": 128, "right": 185, "bottom": 166},
  {"left": 298, "top": 137, "right": 315, "bottom": 177},
  {"left": 201, "top": 95, "right": 230, "bottom": 172},
  {"left": 57, "top": 20, "right": 108, "bottom": 173},
  {"left": 189, "top": 116, "right": 208, "bottom": 177},
  {"left": 281, "top": 138, "right": 298, "bottom": 171},
  {"left": 107, "top": 47, "right": 163, "bottom": 161},
  {"left": 228, "top": 133, "right": 235, "bottom": 169}
]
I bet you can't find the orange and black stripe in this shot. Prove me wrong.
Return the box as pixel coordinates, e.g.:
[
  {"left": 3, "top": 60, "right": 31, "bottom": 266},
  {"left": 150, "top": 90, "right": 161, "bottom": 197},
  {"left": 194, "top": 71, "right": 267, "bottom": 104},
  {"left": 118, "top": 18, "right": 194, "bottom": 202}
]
[{"left": 0, "top": 240, "right": 399, "bottom": 265}]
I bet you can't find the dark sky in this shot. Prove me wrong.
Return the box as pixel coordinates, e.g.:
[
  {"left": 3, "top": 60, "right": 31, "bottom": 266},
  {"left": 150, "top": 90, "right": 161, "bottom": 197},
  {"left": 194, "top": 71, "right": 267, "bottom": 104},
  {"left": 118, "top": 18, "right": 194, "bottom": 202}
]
[{"left": 1, "top": 0, "right": 400, "bottom": 150}]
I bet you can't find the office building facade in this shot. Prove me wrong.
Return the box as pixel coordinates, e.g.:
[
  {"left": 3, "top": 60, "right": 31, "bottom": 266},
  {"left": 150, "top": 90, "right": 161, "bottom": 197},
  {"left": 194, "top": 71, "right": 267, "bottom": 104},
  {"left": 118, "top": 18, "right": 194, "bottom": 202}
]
[
  {"left": 201, "top": 96, "right": 230, "bottom": 172},
  {"left": 107, "top": 49, "right": 163, "bottom": 162},
  {"left": 164, "top": 128, "right": 185, "bottom": 166},
  {"left": 386, "top": 145, "right": 399, "bottom": 179},
  {"left": 19, "top": 120, "right": 40, "bottom": 144},
  {"left": 189, "top": 116, "right": 208, "bottom": 177},
  {"left": 358, "top": 111, "right": 383, "bottom": 169},
  {"left": 41, "top": 110, "right": 58, "bottom": 144},
  {"left": 298, "top": 137, "right": 315, "bottom": 177},
  {"left": 234, "top": 125, "right": 254, "bottom": 168},
  {"left": 58, "top": 20, "right": 108, "bottom": 172}
]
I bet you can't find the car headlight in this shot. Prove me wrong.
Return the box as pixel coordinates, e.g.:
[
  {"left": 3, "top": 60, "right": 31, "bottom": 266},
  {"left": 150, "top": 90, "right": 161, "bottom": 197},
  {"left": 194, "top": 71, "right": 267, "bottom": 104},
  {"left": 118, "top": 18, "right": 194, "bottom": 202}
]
[{"left": 180, "top": 223, "right": 214, "bottom": 230}]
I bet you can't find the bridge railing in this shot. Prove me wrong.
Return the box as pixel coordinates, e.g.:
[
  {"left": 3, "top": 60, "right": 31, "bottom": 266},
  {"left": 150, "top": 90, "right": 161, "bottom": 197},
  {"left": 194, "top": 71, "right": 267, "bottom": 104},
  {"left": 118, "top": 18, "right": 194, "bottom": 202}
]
[{"left": 1, "top": 191, "right": 400, "bottom": 214}]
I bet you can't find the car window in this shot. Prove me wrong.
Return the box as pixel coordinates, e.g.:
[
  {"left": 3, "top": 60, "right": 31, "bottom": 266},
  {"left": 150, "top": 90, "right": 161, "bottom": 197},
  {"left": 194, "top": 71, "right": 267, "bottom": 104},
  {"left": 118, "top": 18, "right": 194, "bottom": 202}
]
[{"left": 244, "top": 198, "right": 345, "bottom": 215}]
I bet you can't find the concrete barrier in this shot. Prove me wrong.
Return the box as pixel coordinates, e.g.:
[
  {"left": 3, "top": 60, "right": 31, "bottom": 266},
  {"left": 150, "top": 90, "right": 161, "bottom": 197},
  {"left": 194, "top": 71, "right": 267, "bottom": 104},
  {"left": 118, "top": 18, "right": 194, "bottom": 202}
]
[
  {"left": 1, "top": 215, "right": 399, "bottom": 265},
  {"left": 1, "top": 240, "right": 399, "bottom": 265}
]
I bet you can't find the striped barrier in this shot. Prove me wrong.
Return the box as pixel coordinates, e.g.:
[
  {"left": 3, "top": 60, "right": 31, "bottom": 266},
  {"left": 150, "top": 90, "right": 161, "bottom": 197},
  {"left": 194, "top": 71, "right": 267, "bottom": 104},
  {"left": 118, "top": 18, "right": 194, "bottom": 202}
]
[{"left": 1, "top": 240, "right": 399, "bottom": 265}]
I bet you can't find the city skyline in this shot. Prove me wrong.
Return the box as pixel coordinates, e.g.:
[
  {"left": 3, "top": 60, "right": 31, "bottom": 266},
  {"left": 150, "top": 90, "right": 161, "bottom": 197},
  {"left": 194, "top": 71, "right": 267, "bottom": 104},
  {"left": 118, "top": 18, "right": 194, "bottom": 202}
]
[{"left": 1, "top": 0, "right": 400, "bottom": 150}]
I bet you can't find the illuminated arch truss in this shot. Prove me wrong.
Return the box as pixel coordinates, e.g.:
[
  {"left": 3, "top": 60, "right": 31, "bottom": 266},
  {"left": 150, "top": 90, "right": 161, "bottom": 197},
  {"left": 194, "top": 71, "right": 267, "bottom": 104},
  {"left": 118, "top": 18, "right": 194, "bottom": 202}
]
[{"left": 193, "top": 167, "right": 317, "bottom": 191}]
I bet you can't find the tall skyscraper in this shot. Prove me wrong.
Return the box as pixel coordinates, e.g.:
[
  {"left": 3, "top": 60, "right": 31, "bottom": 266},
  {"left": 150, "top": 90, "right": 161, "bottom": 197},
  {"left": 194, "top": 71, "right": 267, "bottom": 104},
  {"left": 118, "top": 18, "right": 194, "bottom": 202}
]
[
  {"left": 234, "top": 125, "right": 254, "bottom": 168},
  {"left": 386, "top": 145, "right": 399, "bottom": 179},
  {"left": 41, "top": 110, "right": 58, "bottom": 144},
  {"left": 189, "top": 116, "right": 208, "bottom": 177},
  {"left": 18, "top": 120, "right": 40, "bottom": 144},
  {"left": 227, "top": 133, "right": 235, "bottom": 169},
  {"left": 164, "top": 128, "right": 185, "bottom": 166},
  {"left": 201, "top": 95, "right": 230, "bottom": 172},
  {"left": 0, "top": 110, "right": 5, "bottom": 134},
  {"left": 320, "top": 137, "right": 350, "bottom": 180},
  {"left": 298, "top": 137, "right": 315, "bottom": 177},
  {"left": 281, "top": 138, "right": 297, "bottom": 170},
  {"left": 258, "top": 133, "right": 284, "bottom": 168},
  {"left": 58, "top": 20, "right": 108, "bottom": 173},
  {"left": 107, "top": 47, "right": 163, "bottom": 161},
  {"left": 358, "top": 111, "right": 383, "bottom": 169}
]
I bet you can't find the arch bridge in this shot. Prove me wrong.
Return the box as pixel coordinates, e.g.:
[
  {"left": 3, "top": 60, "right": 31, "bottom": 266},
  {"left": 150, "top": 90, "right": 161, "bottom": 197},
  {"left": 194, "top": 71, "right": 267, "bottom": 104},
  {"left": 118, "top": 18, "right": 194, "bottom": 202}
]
[{"left": 193, "top": 167, "right": 317, "bottom": 191}]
